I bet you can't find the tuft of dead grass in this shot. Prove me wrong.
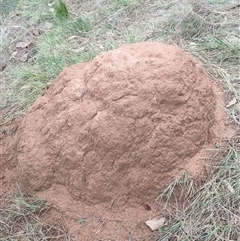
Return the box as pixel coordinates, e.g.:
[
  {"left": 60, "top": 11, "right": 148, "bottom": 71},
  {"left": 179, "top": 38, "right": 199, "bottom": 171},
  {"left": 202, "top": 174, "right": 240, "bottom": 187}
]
[
  {"left": 156, "top": 146, "right": 240, "bottom": 241},
  {"left": 0, "top": 187, "right": 71, "bottom": 241}
]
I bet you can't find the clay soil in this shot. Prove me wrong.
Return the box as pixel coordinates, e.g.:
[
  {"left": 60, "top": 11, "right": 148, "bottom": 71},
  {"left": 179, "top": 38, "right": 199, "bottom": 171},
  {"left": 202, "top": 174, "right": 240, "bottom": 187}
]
[{"left": 0, "top": 42, "right": 234, "bottom": 240}]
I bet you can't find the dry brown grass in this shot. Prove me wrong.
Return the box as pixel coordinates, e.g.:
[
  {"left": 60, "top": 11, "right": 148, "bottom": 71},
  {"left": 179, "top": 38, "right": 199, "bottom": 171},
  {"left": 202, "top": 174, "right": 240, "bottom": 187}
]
[{"left": 0, "top": 187, "right": 71, "bottom": 240}]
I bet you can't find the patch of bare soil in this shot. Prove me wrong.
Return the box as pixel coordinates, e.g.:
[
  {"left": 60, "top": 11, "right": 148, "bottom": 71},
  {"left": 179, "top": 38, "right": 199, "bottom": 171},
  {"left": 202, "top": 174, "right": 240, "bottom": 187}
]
[
  {"left": 38, "top": 184, "right": 162, "bottom": 240},
  {"left": 1, "top": 42, "right": 234, "bottom": 240}
]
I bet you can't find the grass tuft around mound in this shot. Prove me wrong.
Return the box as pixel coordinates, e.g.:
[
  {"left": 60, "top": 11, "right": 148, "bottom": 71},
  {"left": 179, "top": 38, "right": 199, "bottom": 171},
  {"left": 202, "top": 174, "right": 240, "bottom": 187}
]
[
  {"left": 157, "top": 146, "right": 240, "bottom": 240},
  {"left": 0, "top": 187, "right": 70, "bottom": 240}
]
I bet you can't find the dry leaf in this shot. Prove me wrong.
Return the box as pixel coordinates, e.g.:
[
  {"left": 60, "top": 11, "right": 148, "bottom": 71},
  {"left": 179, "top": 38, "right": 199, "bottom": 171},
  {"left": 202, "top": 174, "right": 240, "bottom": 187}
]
[
  {"left": 16, "top": 41, "right": 32, "bottom": 48},
  {"left": 226, "top": 97, "right": 236, "bottom": 108},
  {"left": 32, "top": 28, "right": 40, "bottom": 36},
  {"left": 20, "top": 53, "right": 29, "bottom": 62},
  {"left": 145, "top": 217, "right": 165, "bottom": 231}
]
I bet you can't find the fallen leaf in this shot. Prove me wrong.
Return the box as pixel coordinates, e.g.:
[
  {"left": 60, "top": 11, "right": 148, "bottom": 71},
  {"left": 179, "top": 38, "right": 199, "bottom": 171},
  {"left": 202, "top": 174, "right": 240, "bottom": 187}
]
[
  {"left": 16, "top": 41, "right": 32, "bottom": 48},
  {"left": 32, "top": 28, "right": 40, "bottom": 36},
  {"left": 145, "top": 217, "right": 165, "bottom": 231},
  {"left": 20, "top": 53, "right": 29, "bottom": 62},
  {"left": 226, "top": 97, "right": 236, "bottom": 108}
]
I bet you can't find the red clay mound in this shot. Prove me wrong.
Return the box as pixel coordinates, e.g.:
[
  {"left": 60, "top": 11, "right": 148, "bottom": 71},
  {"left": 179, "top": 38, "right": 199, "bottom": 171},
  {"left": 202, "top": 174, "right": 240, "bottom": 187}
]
[{"left": 5, "top": 42, "right": 217, "bottom": 206}]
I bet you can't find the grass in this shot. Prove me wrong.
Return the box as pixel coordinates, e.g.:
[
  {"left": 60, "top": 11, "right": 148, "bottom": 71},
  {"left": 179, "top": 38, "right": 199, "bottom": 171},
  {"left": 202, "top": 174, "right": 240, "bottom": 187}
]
[
  {"left": 1, "top": 67, "right": 48, "bottom": 122},
  {"left": 54, "top": 0, "right": 69, "bottom": 19},
  {"left": 0, "top": 0, "right": 21, "bottom": 19},
  {"left": 0, "top": 187, "right": 70, "bottom": 240},
  {"left": 156, "top": 147, "right": 240, "bottom": 240},
  {"left": 1, "top": 0, "right": 239, "bottom": 122},
  {"left": 0, "top": 0, "right": 239, "bottom": 240},
  {"left": 156, "top": 172, "right": 195, "bottom": 209}
]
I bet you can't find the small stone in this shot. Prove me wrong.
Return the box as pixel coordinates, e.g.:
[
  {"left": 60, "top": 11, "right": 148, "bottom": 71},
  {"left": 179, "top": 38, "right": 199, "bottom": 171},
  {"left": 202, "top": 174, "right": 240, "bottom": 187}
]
[{"left": 145, "top": 217, "right": 166, "bottom": 231}]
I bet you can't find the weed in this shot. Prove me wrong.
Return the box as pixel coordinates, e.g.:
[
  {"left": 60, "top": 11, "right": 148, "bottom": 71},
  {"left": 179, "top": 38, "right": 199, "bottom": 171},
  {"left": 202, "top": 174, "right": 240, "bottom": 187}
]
[
  {"left": 10, "top": 187, "right": 49, "bottom": 219},
  {"left": 77, "top": 218, "right": 85, "bottom": 225},
  {"left": 0, "top": 187, "right": 71, "bottom": 240},
  {"left": 180, "top": 14, "right": 203, "bottom": 39},
  {"left": 54, "top": 0, "right": 68, "bottom": 20},
  {"left": 199, "top": 37, "right": 239, "bottom": 66},
  {"left": 0, "top": 66, "right": 48, "bottom": 121},
  {"left": 69, "top": 17, "right": 92, "bottom": 33},
  {"left": 157, "top": 147, "right": 240, "bottom": 240},
  {"left": 156, "top": 172, "right": 195, "bottom": 208}
]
